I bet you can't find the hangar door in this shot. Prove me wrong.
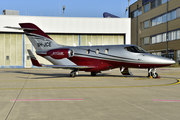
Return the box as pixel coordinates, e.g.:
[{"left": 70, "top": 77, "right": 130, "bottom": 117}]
[{"left": 0, "top": 33, "right": 23, "bottom": 68}]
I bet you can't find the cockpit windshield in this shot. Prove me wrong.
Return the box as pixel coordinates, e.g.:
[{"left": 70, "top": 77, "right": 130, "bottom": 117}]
[{"left": 124, "top": 46, "right": 147, "bottom": 53}]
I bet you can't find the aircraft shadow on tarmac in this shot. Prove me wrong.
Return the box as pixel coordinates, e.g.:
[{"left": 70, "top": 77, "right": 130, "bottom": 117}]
[{"left": 4, "top": 70, "right": 148, "bottom": 79}]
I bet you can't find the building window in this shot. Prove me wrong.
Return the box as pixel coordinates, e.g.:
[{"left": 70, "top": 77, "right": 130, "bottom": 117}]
[
  {"left": 177, "top": 30, "right": 180, "bottom": 39},
  {"left": 143, "top": 37, "right": 149, "bottom": 45},
  {"left": 162, "top": 14, "right": 166, "bottom": 23},
  {"left": 171, "top": 31, "right": 176, "bottom": 40},
  {"left": 176, "top": 8, "right": 180, "bottom": 18},
  {"left": 162, "top": 0, "right": 168, "bottom": 4},
  {"left": 162, "top": 33, "right": 166, "bottom": 42},
  {"left": 167, "top": 12, "right": 171, "bottom": 21},
  {"left": 151, "top": 36, "right": 156, "bottom": 44},
  {"left": 138, "top": 8, "right": 142, "bottom": 16},
  {"left": 131, "top": 12, "right": 134, "bottom": 18},
  {"left": 151, "top": 18, "right": 156, "bottom": 26},
  {"left": 172, "top": 10, "right": 176, "bottom": 20},
  {"left": 151, "top": 0, "right": 156, "bottom": 9},
  {"left": 156, "top": 34, "right": 162, "bottom": 43},
  {"left": 170, "top": 31, "right": 173, "bottom": 40},
  {"left": 156, "top": 16, "right": 162, "bottom": 25},
  {"left": 157, "top": 0, "right": 162, "bottom": 7},
  {"left": 144, "top": 3, "right": 149, "bottom": 13},
  {"left": 131, "top": 7, "right": 142, "bottom": 18},
  {"left": 143, "top": 20, "right": 149, "bottom": 29},
  {"left": 151, "top": 0, "right": 169, "bottom": 9},
  {"left": 151, "top": 28, "right": 180, "bottom": 44},
  {"left": 151, "top": 9, "right": 177, "bottom": 27}
]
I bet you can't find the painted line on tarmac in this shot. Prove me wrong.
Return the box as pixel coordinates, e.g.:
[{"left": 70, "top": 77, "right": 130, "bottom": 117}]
[
  {"left": 1, "top": 79, "right": 180, "bottom": 90},
  {"left": 10, "top": 98, "right": 84, "bottom": 102},
  {"left": 152, "top": 99, "right": 180, "bottom": 102}
]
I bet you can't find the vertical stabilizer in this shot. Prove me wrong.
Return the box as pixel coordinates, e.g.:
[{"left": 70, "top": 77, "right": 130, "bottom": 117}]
[{"left": 19, "top": 23, "right": 61, "bottom": 52}]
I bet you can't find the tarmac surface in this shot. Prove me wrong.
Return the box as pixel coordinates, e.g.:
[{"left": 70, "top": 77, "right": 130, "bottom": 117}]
[{"left": 0, "top": 68, "right": 180, "bottom": 120}]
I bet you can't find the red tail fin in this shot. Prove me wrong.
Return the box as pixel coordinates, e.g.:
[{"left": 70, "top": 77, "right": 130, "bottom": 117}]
[{"left": 19, "top": 23, "right": 52, "bottom": 40}]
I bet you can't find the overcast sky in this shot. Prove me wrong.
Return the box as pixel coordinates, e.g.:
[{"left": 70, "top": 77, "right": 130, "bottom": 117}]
[{"left": 1, "top": 0, "right": 137, "bottom": 17}]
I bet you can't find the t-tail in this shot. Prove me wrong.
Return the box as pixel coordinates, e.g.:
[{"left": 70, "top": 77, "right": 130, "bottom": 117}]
[{"left": 19, "top": 23, "right": 62, "bottom": 52}]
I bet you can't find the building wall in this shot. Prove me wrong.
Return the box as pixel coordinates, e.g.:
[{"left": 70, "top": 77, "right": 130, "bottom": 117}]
[
  {"left": 130, "top": 0, "right": 180, "bottom": 63},
  {"left": 0, "top": 15, "right": 131, "bottom": 43},
  {"left": 0, "top": 15, "right": 130, "bottom": 68}
]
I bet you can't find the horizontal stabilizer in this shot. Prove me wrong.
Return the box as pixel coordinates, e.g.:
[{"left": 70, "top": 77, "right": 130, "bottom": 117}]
[
  {"left": 27, "top": 49, "right": 42, "bottom": 67},
  {"left": 4, "top": 26, "right": 37, "bottom": 31}
]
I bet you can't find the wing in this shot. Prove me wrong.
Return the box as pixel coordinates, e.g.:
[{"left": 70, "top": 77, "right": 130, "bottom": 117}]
[{"left": 27, "top": 49, "right": 95, "bottom": 69}]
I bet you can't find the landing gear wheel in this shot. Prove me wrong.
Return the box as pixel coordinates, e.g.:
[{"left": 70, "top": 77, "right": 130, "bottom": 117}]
[
  {"left": 153, "top": 73, "right": 158, "bottom": 78},
  {"left": 91, "top": 72, "right": 97, "bottom": 76},
  {"left": 151, "top": 72, "right": 158, "bottom": 78},
  {"left": 70, "top": 71, "right": 76, "bottom": 77}
]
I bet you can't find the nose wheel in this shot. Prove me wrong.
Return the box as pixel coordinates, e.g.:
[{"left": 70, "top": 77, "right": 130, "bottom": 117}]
[{"left": 148, "top": 68, "right": 160, "bottom": 78}]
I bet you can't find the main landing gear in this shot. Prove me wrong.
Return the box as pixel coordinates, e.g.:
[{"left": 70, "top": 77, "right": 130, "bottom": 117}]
[
  {"left": 91, "top": 71, "right": 101, "bottom": 76},
  {"left": 91, "top": 72, "right": 97, "bottom": 76},
  {"left": 70, "top": 69, "right": 79, "bottom": 77},
  {"left": 70, "top": 70, "right": 100, "bottom": 77},
  {"left": 148, "top": 68, "right": 160, "bottom": 78}
]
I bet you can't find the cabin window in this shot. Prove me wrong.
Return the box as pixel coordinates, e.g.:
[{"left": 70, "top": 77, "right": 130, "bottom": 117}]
[
  {"left": 105, "top": 49, "right": 109, "bottom": 54},
  {"left": 86, "top": 49, "right": 90, "bottom": 54},
  {"left": 124, "top": 46, "right": 147, "bottom": 53},
  {"left": 96, "top": 49, "right": 99, "bottom": 54}
]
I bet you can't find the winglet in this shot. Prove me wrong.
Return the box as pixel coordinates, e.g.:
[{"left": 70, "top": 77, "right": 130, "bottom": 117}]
[{"left": 27, "top": 49, "right": 42, "bottom": 67}]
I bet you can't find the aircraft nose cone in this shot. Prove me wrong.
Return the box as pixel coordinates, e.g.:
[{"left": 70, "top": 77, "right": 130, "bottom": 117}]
[
  {"left": 169, "top": 59, "right": 176, "bottom": 64},
  {"left": 161, "top": 58, "right": 176, "bottom": 65}
]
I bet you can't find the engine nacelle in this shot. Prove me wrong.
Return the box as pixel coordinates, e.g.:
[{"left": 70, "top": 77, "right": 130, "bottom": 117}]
[{"left": 47, "top": 49, "right": 74, "bottom": 59}]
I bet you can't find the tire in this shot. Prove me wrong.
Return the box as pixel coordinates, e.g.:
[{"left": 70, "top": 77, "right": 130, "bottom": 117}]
[
  {"left": 152, "top": 73, "right": 158, "bottom": 78},
  {"left": 91, "top": 72, "right": 97, "bottom": 76},
  {"left": 70, "top": 72, "right": 76, "bottom": 77}
]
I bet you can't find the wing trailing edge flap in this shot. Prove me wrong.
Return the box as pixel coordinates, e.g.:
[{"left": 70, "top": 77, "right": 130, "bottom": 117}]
[
  {"left": 27, "top": 49, "right": 95, "bottom": 69},
  {"left": 120, "top": 67, "right": 133, "bottom": 75}
]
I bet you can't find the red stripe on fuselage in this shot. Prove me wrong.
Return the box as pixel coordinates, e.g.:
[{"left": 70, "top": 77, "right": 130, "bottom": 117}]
[
  {"left": 37, "top": 54, "right": 172, "bottom": 72},
  {"left": 69, "top": 56, "right": 172, "bottom": 72}
]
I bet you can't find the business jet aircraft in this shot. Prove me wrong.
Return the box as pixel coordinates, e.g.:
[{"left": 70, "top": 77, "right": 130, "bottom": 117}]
[{"left": 5, "top": 23, "right": 175, "bottom": 78}]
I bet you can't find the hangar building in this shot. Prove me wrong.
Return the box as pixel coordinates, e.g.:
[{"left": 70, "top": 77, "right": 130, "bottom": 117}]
[{"left": 0, "top": 14, "right": 131, "bottom": 68}]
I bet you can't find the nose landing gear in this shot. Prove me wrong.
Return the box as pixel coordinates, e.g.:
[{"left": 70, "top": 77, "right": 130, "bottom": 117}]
[{"left": 148, "top": 68, "right": 160, "bottom": 78}]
